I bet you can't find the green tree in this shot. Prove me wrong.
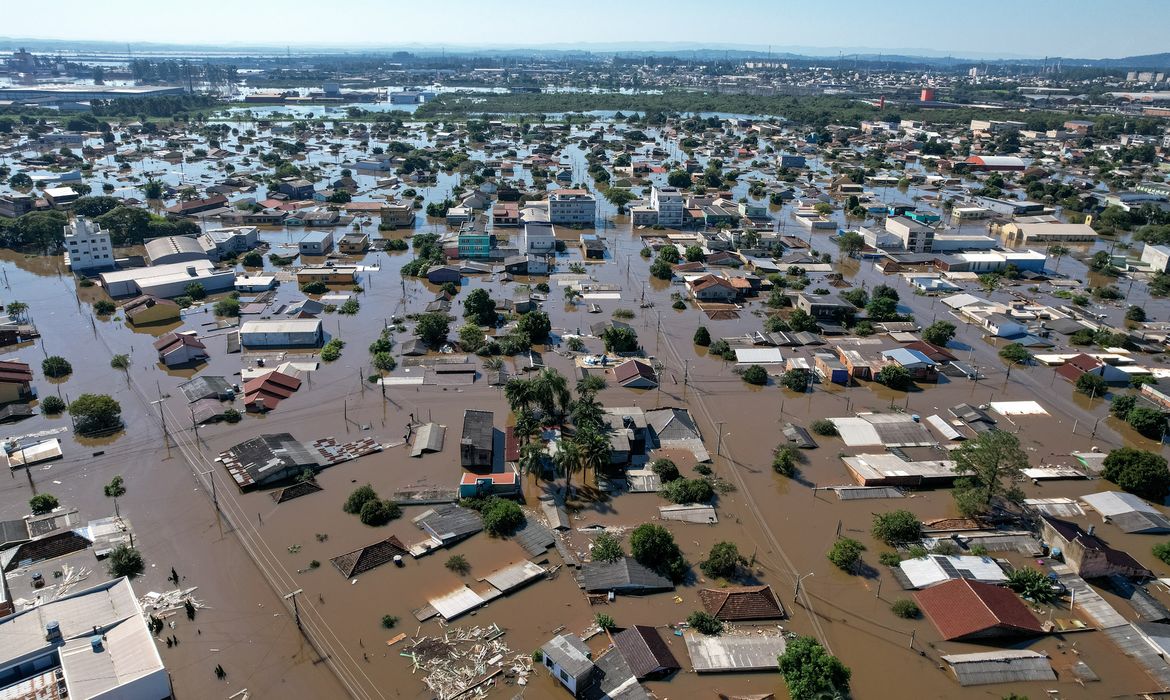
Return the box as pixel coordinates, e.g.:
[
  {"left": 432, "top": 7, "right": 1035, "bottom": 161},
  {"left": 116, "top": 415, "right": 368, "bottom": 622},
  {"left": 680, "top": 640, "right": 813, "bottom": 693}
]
[
  {"left": 700, "top": 541, "right": 743, "bottom": 579},
  {"left": 872, "top": 284, "right": 899, "bottom": 302},
  {"left": 667, "top": 170, "right": 691, "bottom": 188},
  {"left": 952, "top": 431, "right": 1028, "bottom": 516},
  {"left": 414, "top": 312, "right": 450, "bottom": 346},
  {"left": 650, "top": 458, "right": 681, "bottom": 482},
  {"left": 871, "top": 510, "right": 922, "bottom": 546},
  {"left": 41, "top": 396, "right": 66, "bottom": 415},
  {"left": 780, "top": 368, "right": 810, "bottom": 392},
  {"left": 1006, "top": 568, "right": 1058, "bottom": 604},
  {"left": 891, "top": 599, "right": 920, "bottom": 619},
  {"left": 463, "top": 288, "right": 497, "bottom": 326},
  {"left": 482, "top": 497, "right": 524, "bottom": 536},
  {"left": 876, "top": 364, "right": 912, "bottom": 390},
  {"left": 242, "top": 250, "right": 264, "bottom": 267},
  {"left": 1075, "top": 372, "right": 1108, "bottom": 398},
  {"left": 29, "top": 493, "right": 59, "bottom": 515},
  {"left": 601, "top": 325, "right": 639, "bottom": 353},
  {"left": 1111, "top": 394, "right": 1138, "bottom": 419},
  {"left": 343, "top": 485, "right": 379, "bottom": 514},
  {"left": 922, "top": 321, "right": 956, "bottom": 346},
  {"left": 591, "top": 532, "right": 625, "bottom": 563},
  {"left": 104, "top": 475, "right": 126, "bottom": 516},
  {"left": 185, "top": 282, "right": 207, "bottom": 301},
  {"left": 1153, "top": 542, "right": 1170, "bottom": 565},
  {"left": 214, "top": 298, "right": 240, "bottom": 317},
  {"left": 684, "top": 245, "right": 706, "bottom": 262},
  {"left": 68, "top": 394, "right": 122, "bottom": 434},
  {"left": 107, "top": 544, "right": 145, "bottom": 578},
  {"left": 1127, "top": 407, "right": 1166, "bottom": 438},
  {"left": 629, "top": 523, "right": 688, "bottom": 582},
  {"left": 693, "top": 326, "right": 711, "bottom": 346},
  {"left": 1102, "top": 448, "right": 1170, "bottom": 501},
  {"left": 836, "top": 231, "right": 864, "bottom": 257},
  {"left": 110, "top": 354, "right": 130, "bottom": 371},
  {"left": 865, "top": 296, "right": 898, "bottom": 321},
  {"left": 773, "top": 445, "right": 800, "bottom": 476},
  {"left": 999, "top": 343, "right": 1031, "bottom": 364},
  {"left": 741, "top": 364, "right": 768, "bottom": 385},
  {"left": 778, "top": 636, "right": 851, "bottom": 700},
  {"left": 660, "top": 478, "right": 714, "bottom": 504},
  {"left": 372, "top": 352, "right": 397, "bottom": 372},
  {"left": 93, "top": 299, "right": 116, "bottom": 316},
  {"left": 827, "top": 538, "right": 865, "bottom": 572},
  {"left": 787, "top": 309, "right": 819, "bottom": 332},
  {"left": 516, "top": 310, "right": 552, "bottom": 343},
  {"left": 142, "top": 179, "right": 164, "bottom": 199},
  {"left": 602, "top": 186, "right": 635, "bottom": 213},
  {"left": 42, "top": 355, "right": 72, "bottom": 378},
  {"left": 359, "top": 499, "right": 401, "bottom": 526},
  {"left": 445, "top": 554, "right": 470, "bottom": 574}
]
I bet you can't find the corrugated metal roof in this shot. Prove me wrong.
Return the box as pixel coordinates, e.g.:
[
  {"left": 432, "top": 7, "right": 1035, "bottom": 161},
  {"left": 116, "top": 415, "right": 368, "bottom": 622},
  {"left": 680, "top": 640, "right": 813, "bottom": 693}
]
[{"left": 941, "top": 650, "right": 1054, "bottom": 686}]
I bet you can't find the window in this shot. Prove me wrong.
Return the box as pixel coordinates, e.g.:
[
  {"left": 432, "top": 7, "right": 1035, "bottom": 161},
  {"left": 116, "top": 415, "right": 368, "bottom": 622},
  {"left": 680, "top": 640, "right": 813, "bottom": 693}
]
[
  {"left": 545, "top": 656, "right": 553, "bottom": 668},
  {"left": 559, "top": 669, "right": 569, "bottom": 682}
]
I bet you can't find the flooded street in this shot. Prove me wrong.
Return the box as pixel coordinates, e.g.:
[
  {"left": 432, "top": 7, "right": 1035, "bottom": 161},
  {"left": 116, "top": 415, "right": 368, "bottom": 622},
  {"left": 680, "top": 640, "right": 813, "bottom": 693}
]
[{"left": 1, "top": 110, "right": 1169, "bottom": 700}]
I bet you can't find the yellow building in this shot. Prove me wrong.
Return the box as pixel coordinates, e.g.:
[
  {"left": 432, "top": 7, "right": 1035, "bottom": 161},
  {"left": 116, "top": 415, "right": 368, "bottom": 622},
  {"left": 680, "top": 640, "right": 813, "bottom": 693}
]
[{"left": 296, "top": 265, "right": 358, "bottom": 285}]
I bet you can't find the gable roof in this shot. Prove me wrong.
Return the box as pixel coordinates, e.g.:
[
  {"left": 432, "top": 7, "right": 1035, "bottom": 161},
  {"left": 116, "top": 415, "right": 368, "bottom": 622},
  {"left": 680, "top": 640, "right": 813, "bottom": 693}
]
[
  {"left": 699, "top": 585, "right": 785, "bottom": 621},
  {"left": 915, "top": 578, "right": 1043, "bottom": 640},
  {"left": 0, "top": 360, "right": 33, "bottom": 385},
  {"left": 1041, "top": 514, "right": 1152, "bottom": 575},
  {"left": 614, "top": 359, "right": 657, "bottom": 386},
  {"left": 580, "top": 558, "right": 673, "bottom": 593},
  {"left": 243, "top": 370, "right": 302, "bottom": 409},
  {"left": 330, "top": 536, "right": 408, "bottom": 578},
  {"left": 612, "top": 625, "right": 680, "bottom": 679},
  {"left": 152, "top": 332, "right": 206, "bottom": 353}
]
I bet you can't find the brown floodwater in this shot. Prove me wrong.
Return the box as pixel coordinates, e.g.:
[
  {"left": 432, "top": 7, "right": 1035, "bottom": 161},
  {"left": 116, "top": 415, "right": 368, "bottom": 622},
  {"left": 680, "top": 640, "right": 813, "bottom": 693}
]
[{"left": 1, "top": 117, "right": 1168, "bottom": 700}]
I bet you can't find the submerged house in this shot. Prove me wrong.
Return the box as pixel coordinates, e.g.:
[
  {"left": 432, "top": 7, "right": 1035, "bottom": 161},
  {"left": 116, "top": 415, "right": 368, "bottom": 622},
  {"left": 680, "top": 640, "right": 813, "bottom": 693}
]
[
  {"left": 460, "top": 409, "right": 494, "bottom": 469},
  {"left": 541, "top": 633, "right": 595, "bottom": 696},
  {"left": 1041, "top": 515, "right": 1153, "bottom": 580}
]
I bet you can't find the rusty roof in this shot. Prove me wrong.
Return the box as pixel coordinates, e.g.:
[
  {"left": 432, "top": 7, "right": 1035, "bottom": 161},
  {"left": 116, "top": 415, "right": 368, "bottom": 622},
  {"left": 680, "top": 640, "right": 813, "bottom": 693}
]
[
  {"left": 698, "top": 585, "right": 785, "bottom": 621},
  {"left": 330, "top": 536, "right": 408, "bottom": 578},
  {"left": 915, "top": 579, "right": 1043, "bottom": 641}
]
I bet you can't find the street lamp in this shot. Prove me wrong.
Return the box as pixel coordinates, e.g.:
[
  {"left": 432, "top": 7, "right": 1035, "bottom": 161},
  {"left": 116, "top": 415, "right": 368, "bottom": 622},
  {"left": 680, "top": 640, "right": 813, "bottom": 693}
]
[{"left": 793, "top": 572, "right": 815, "bottom": 604}]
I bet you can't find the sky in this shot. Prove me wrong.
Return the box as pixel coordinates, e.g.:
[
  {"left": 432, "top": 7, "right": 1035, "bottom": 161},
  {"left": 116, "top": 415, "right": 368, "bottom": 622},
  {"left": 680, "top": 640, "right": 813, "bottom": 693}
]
[{"left": 2, "top": 0, "right": 1166, "bottom": 60}]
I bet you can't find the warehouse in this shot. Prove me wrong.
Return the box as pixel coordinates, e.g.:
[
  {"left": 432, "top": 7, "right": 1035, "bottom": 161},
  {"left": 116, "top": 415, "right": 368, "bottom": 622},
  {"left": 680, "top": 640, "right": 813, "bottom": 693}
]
[
  {"left": 99, "top": 260, "right": 236, "bottom": 298},
  {"left": 239, "top": 319, "right": 324, "bottom": 348},
  {"left": 144, "top": 235, "right": 209, "bottom": 265}
]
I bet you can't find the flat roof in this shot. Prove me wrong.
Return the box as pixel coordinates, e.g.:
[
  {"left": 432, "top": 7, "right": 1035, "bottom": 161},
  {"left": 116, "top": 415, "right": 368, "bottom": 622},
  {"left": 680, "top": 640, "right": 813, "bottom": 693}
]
[{"left": 684, "top": 630, "right": 787, "bottom": 673}]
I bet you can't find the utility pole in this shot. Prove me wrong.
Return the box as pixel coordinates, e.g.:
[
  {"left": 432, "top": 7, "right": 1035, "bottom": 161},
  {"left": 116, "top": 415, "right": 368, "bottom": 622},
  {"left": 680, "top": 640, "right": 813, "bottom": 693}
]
[
  {"left": 284, "top": 589, "right": 304, "bottom": 631},
  {"left": 715, "top": 421, "right": 725, "bottom": 457}
]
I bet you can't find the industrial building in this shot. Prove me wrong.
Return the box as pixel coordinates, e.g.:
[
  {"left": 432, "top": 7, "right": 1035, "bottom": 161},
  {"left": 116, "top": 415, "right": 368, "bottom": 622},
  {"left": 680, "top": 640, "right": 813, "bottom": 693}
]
[
  {"left": 99, "top": 260, "right": 236, "bottom": 298},
  {"left": 144, "top": 235, "right": 208, "bottom": 266},
  {"left": 238, "top": 319, "right": 324, "bottom": 348}
]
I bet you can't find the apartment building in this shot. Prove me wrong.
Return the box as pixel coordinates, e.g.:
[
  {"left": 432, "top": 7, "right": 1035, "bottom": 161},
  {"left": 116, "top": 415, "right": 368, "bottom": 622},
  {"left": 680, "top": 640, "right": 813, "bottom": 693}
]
[
  {"left": 651, "top": 186, "right": 685, "bottom": 227},
  {"left": 63, "top": 216, "right": 115, "bottom": 272},
  {"left": 886, "top": 216, "right": 935, "bottom": 253},
  {"left": 548, "top": 189, "right": 597, "bottom": 225}
]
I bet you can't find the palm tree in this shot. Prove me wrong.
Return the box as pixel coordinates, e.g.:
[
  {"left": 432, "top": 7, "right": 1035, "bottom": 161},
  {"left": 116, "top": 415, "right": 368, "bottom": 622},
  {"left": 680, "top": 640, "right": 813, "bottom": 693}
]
[
  {"left": 575, "top": 427, "right": 611, "bottom": 487},
  {"left": 571, "top": 394, "right": 604, "bottom": 433},
  {"left": 554, "top": 439, "right": 582, "bottom": 496},
  {"left": 503, "top": 378, "right": 533, "bottom": 414},
  {"left": 564, "top": 287, "right": 580, "bottom": 305},
  {"left": 518, "top": 441, "right": 545, "bottom": 481},
  {"left": 576, "top": 374, "right": 607, "bottom": 398},
  {"left": 532, "top": 368, "right": 571, "bottom": 422},
  {"left": 5, "top": 301, "right": 28, "bottom": 323},
  {"left": 513, "top": 408, "right": 540, "bottom": 446}
]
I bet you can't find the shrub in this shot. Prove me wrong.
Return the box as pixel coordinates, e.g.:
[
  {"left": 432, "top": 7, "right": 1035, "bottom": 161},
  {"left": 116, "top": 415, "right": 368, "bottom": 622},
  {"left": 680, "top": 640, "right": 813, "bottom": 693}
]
[
  {"left": 301, "top": 280, "right": 329, "bottom": 294},
  {"left": 372, "top": 352, "right": 396, "bottom": 372},
  {"left": 445, "top": 554, "right": 470, "bottom": 574},
  {"left": 1006, "top": 567, "right": 1058, "bottom": 604},
  {"left": 700, "top": 541, "right": 743, "bottom": 579},
  {"left": 223, "top": 407, "right": 242, "bottom": 423},
  {"left": 1153, "top": 542, "right": 1170, "bottom": 565},
  {"left": 41, "top": 396, "right": 66, "bottom": 415},
  {"left": 1126, "top": 406, "right": 1166, "bottom": 438},
  {"left": 29, "top": 493, "right": 59, "bottom": 515},
  {"left": 999, "top": 343, "right": 1031, "bottom": 364},
  {"left": 359, "top": 499, "right": 401, "bottom": 526},
  {"left": 741, "top": 364, "right": 768, "bottom": 385},
  {"left": 876, "top": 364, "right": 912, "bottom": 390},
  {"left": 42, "top": 355, "right": 72, "bottom": 378},
  {"left": 320, "top": 338, "right": 344, "bottom": 361},
  {"left": 110, "top": 354, "right": 130, "bottom": 370},
  {"left": 871, "top": 510, "right": 922, "bottom": 546},
  {"left": 660, "top": 477, "right": 714, "bottom": 504},
  {"left": 343, "top": 485, "right": 379, "bottom": 514},
  {"left": 878, "top": 551, "right": 902, "bottom": 566},
  {"left": 922, "top": 321, "right": 956, "bottom": 347},
  {"left": 1075, "top": 372, "right": 1108, "bottom": 398},
  {"left": 827, "top": 538, "right": 865, "bottom": 572},
  {"left": 381, "top": 615, "right": 399, "bottom": 629},
  {"left": 595, "top": 613, "right": 616, "bottom": 631},
  {"left": 1111, "top": 394, "right": 1138, "bottom": 418},
  {"left": 650, "top": 458, "right": 680, "bottom": 482},
  {"left": 591, "top": 532, "right": 625, "bottom": 563},
  {"left": 686, "top": 611, "right": 723, "bottom": 635},
  {"left": 214, "top": 298, "right": 241, "bottom": 317},
  {"left": 93, "top": 299, "right": 116, "bottom": 315},
  {"left": 810, "top": 419, "right": 837, "bottom": 436},
  {"left": 780, "top": 368, "right": 810, "bottom": 392},
  {"left": 891, "top": 599, "right": 920, "bottom": 619},
  {"left": 337, "top": 299, "right": 360, "bottom": 315},
  {"left": 772, "top": 445, "right": 799, "bottom": 477},
  {"left": 693, "top": 326, "right": 711, "bottom": 346},
  {"left": 107, "top": 544, "right": 145, "bottom": 578},
  {"left": 778, "top": 636, "right": 851, "bottom": 700},
  {"left": 482, "top": 497, "right": 524, "bottom": 536}
]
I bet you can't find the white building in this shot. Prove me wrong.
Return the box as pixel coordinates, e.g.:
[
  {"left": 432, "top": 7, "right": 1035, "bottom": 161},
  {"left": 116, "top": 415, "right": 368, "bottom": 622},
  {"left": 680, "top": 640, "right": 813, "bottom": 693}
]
[
  {"left": 1142, "top": 244, "right": 1170, "bottom": 273},
  {"left": 198, "top": 226, "right": 260, "bottom": 260},
  {"left": 99, "top": 260, "right": 236, "bottom": 298},
  {"left": 239, "top": 319, "right": 324, "bottom": 348},
  {"left": 650, "top": 186, "right": 685, "bottom": 227},
  {"left": 0, "top": 577, "right": 172, "bottom": 700},
  {"left": 63, "top": 216, "right": 114, "bottom": 273},
  {"left": 523, "top": 221, "right": 557, "bottom": 256},
  {"left": 548, "top": 189, "right": 596, "bottom": 225},
  {"left": 886, "top": 216, "right": 936, "bottom": 253}
]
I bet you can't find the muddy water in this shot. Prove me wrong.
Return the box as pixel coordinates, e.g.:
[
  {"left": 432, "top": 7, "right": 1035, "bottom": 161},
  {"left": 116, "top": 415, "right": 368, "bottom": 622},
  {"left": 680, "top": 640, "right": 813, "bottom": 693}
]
[{"left": 2, "top": 115, "right": 1168, "bottom": 700}]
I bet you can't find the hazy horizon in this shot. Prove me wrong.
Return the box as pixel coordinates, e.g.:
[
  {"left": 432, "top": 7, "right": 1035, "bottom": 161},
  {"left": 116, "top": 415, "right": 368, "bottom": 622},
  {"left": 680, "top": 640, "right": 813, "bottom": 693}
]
[{"left": 3, "top": 0, "right": 1166, "bottom": 61}]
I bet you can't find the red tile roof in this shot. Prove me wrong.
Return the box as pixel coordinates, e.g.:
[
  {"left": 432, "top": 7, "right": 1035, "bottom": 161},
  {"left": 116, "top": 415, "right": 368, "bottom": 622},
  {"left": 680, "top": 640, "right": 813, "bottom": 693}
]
[
  {"left": 0, "top": 360, "right": 33, "bottom": 385},
  {"left": 614, "top": 359, "right": 657, "bottom": 386},
  {"left": 152, "top": 332, "right": 206, "bottom": 353},
  {"left": 242, "top": 370, "right": 302, "bottom": 409},
  {"left": 699, "top": 585, "right": 785, "bottom": 621},
  {"left": 915, "top": 579, "right": 1043, "bottom": 641}
]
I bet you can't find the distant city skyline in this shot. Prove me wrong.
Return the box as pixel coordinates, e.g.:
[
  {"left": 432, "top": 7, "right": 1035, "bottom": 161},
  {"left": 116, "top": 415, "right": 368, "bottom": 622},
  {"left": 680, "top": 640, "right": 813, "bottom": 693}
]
[{"left": 2, "top": 0, "right": 1166, "bottom": 60}]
